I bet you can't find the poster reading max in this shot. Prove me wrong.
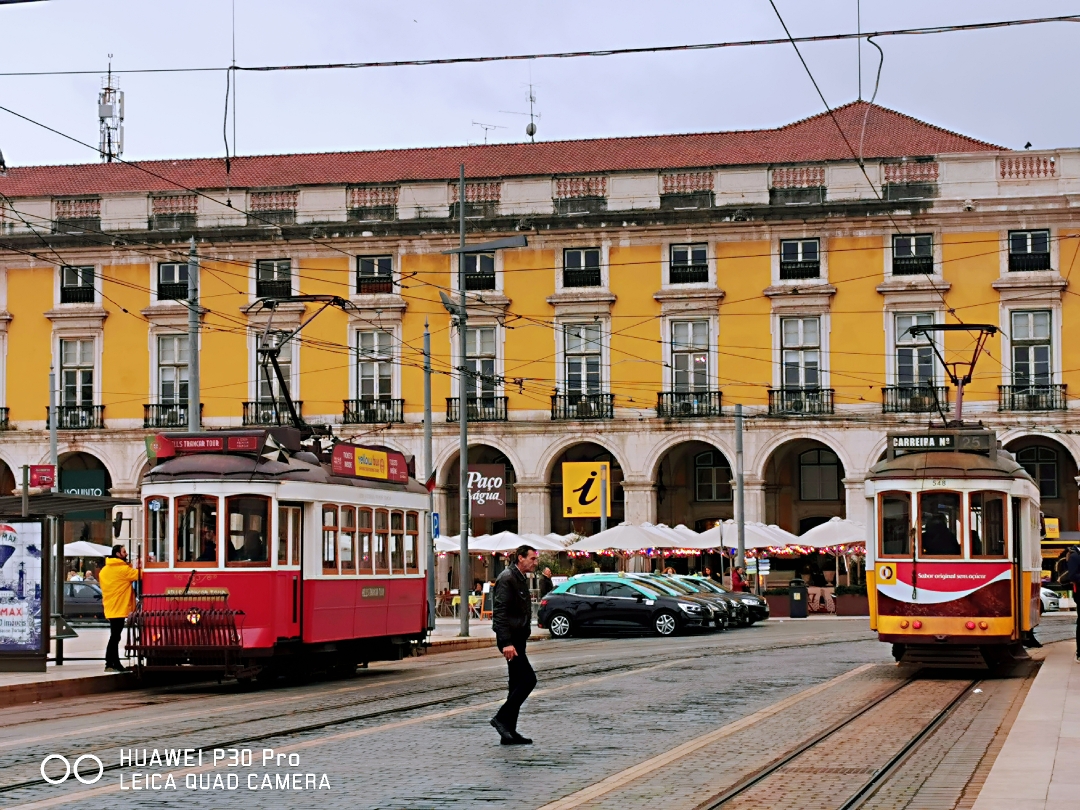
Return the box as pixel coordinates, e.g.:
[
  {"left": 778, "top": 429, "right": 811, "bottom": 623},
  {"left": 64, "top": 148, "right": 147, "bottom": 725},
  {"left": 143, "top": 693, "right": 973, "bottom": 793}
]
[{"left": 0, "top": 522, "right": 43, "bottom": 652}]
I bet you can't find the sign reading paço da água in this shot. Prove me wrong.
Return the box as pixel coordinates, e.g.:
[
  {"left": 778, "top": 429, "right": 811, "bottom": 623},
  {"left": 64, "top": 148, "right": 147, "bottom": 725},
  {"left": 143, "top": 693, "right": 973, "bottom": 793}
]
[
  {"left": 562, "top": 462, "right": 611, "bottom": 518},
  {"left": 467, "top": 464, "right": 507, "bottom": 518}
]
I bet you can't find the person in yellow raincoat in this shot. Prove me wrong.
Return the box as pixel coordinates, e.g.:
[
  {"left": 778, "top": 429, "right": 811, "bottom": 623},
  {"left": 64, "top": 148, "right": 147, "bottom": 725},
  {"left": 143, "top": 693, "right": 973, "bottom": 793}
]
[{"left": 99, "top": 544, "right": 140, "bottom": 672}]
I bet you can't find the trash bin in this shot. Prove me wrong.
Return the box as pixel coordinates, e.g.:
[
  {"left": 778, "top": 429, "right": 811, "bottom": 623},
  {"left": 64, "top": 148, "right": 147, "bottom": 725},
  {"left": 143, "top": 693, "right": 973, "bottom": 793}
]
[{"left": 788, "top": 578, "right": 808, "bottom": 619}]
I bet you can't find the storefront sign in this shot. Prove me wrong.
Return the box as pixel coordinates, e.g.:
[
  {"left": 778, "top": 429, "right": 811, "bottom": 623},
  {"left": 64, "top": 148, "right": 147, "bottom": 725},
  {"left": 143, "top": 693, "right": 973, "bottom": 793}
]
[
  {"left": 61, "top": 470, "right": 109, "bottom": 521},
  {"left": 29, "top": 465, "right": 55, "bottom": 488},
  {"left": 331, "top": 444, "right": 409, "bottom": 483},
  {"left": 562, "top": 462, "right": 611, "bottom": 518},
  {"left": 1044, "top": 517, "right": 1060, "bottom": 539},
  {"left": 0, "top": 522, "right": 44, "bottom": 658},
  {"left": 468, "top": 464, "right": 506, "bottom": 518}
]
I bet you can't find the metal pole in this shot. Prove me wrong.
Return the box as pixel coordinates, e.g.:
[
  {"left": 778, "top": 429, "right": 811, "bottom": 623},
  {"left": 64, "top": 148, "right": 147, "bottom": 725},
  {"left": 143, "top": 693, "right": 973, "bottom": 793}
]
[
  {"left": 20, "top": 465, "right": 28, "bottom": 518},
  {"left": 424, "top": 319, "right": 436, "bottom": 631},
  {"left": 735, "top": 404, "right": 746, "bottom": 571},
  {"left": 48, "top": 367, "right": 58, "bottom": 488},
  {"left": 457, "top": 164, "right": 470, "bottom": 637},
  {"left": 600, "top": 463, "right": 608, "bottom": 533},
  {"left": 187, "top": 237, "right": 201, "bottom": 431}
]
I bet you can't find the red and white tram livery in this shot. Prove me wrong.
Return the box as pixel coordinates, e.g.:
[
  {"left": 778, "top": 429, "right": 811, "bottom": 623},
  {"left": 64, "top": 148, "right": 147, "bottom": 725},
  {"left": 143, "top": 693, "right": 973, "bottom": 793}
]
[{"left": 130, "top": 429, "right": 431, "bottom": 678}]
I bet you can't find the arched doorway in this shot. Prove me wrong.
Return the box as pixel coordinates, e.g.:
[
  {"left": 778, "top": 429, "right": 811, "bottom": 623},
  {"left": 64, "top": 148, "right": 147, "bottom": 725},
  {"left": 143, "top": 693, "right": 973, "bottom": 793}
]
[
  {"left": 654, "top": 441, "right": 734, "bottom": 531},
  {"left": 548, "top": 442, "right": 624, "bottom": 536},
  {"left": 0, "top": 459, "right": 15, "bottom": 496},
  {"left": 764, "top": 439, "right": 846, "bottom": 534},
  {"left": 443, "top": 445, "right": 518, "bottom": 536},
  {"left": 59, "top": 452, "right": 114, "bottom": 548},
  {"left": 1005, "top": 436, "right": 1078, "bottom": 537}
]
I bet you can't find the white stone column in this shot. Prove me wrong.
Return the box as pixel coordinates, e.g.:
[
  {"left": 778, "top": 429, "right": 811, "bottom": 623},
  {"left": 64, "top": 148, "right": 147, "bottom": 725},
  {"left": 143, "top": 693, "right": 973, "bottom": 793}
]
[
  {"left": 622, "top": 481, "right": 656, "bottom": 525},
  {"left": 843, "top": 478, "right": 868, "bottom": 526},
  {"left": 514, "top": 483, "right": 550, "bottom": 535},
  {"left": 743, "top": 476, "right": 767, "bottom": 523},
  {"left": 432, "top": 486, "right": 450, "bottom": 534}
]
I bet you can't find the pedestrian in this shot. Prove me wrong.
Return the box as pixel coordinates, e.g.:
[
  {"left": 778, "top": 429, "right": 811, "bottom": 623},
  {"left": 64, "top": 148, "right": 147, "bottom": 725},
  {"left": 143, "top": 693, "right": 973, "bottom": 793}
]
[
  {"left": 491, "top": 544, "right": 539, "bottom": 745},
  {"left": 538, "top": 566, "right": 554, "bottom": 599},
  {"left": 731, "top": 565, "right": 747, "bottom": 593},
  {"left": 99, "top": 544, "right": 141, "bottom": 673},
  {"left": 1060, "top": 545, "right": 1080, "bottom": 662},
  {"left": 84, "top": 565, "right": 98, "bottom": 583}
]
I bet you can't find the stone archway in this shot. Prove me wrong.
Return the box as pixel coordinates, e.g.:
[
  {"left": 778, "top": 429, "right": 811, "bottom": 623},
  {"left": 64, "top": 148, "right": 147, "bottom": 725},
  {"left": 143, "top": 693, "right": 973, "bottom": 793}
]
[
  {"left": 653, "top": 440, "right": 734, "bottom": 532},
  {"left": 1005, "top": 435, "right": 1078, "bottom": 533},
  {"left": 763, "top": 438, "right": 846, "bottom": 535},
  {"left": 59, "top": 451, "right": 114, "bottom": 548},
  {"left": 548, "top": 442, "right": 625, "bottom": 536}
]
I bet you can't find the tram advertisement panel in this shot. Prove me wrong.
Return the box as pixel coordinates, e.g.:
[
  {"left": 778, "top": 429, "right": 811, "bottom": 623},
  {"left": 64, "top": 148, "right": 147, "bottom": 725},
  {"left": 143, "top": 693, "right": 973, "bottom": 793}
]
[
  {"left": 875, "top": 561, "right": 1011, "bottom": 616},
  {"left": 0, "top": 522, "right": 43, "bottom": 654}
]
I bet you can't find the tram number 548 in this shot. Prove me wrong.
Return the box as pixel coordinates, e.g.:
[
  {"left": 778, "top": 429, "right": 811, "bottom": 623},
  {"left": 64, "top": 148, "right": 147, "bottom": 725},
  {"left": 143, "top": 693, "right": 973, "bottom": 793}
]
[{"left": 930, "top": 479, "right": 947, "bottom": 487}]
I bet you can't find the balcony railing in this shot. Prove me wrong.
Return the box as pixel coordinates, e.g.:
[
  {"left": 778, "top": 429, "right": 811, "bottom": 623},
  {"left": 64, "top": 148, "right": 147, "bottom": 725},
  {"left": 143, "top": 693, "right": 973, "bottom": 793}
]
[
  {"left": 157, "top": 282, "right": 188, "bottom": 301},
  {"left": 1008, "top": 252, "right": 1051, "bottom": 272},
  {"left": 768, "top": 388, "right": 835, "bottom": 416},
  {"left": 551, "top": 393, "right": 614, "bottom": 420},
  {"left": 143, "top": 403, "right": 202, "bottom": 429},
  {"left": 446, "top": 396, "right": 508, "bottom": 422},
  {"left": 343, "top": 398, "right": 405, "bottom": 424},
  {"left": 998, "top": 384, "right": 1067, "bottom": 412},
  {"left": 779, "top": 261, "right": 821, "bottom": 280},
  {"left": 356, "top": 276, "right": 394, "bottom": 295},
  {"left": 892, "top": 255, "right": 934, "bottom": 275},
  {"left": 243, "top": 401, "right": 303, "bottom": 426},
  {"left": 47, "top": 405, "right": 105, "bottom": 430},
  {"left": 255, "top": 279, "right": 292, "bottom": 299},
  {"left": 882, "top": 385, "right": 950, "bottom": 414},
  {"left": 60, "top": 285, "right": 95, "bottom": 304},
  {"left": 563, "top": 268, "right": 602, "bottom": 288},
  {"left": 0, "top": 407, "right": 9, "bottom": 430},
  {"left": 669, "top": 264, "right": 708, "bottom": 284},
  {"left": 463, "top": 273, "right": 496, "bottom": 291},
  {"left": 657, "top": 391, "right": 722, "bottom": 418}
]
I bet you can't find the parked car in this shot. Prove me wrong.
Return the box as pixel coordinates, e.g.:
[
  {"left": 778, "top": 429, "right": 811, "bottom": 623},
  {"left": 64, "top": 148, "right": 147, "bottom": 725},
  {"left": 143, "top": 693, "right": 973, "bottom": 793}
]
[
  {"left": 629, "top": 573, "right": 741, "bottom": 627},
  {"left": 63, "top": 581, "right": 104, "bottom": 619},
  {"left": 681, "top": 576, "right": 770, "bottom": 625},
  {"left": 1041, "top": 587, "right": 1060, "bottom": 613},
  {"left": 538, "top": 574, "right": 718, "bottom": 638}
]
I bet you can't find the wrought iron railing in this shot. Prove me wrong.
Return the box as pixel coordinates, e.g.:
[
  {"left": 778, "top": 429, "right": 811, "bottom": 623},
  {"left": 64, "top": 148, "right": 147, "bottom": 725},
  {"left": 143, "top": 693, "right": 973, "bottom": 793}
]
[
  {"left": 892, "top": 255, "right": 934, "bottom": 275},
  {"left": 59, "top": 285, "right": 95, "bottom": 304},
  {"left": 47, "top": 405, "right": 105, "bottom": 430},
  {"left": 242, "top": 401, "right": 303, "bottom": 426},
  {"left": 343, "top": 398, "right": 405, "bottom": 424},
  {"left": 998, "top": 384, "right": 1067, "bottom": 411},
  {"left": 563, "top": 268, "right": 602, "bottom": 288},
  {"left": 669, "top": 264, "right": 708, "bottom": 284},
  {"left": 356, "top": 276, "right": 394, "bottom": 294},
  {"left": 1008, "top": 252, "right": 1051, "bottom": 272},
  {"left": 446, "top": 396, "right": 508, "bottom": 422},
  {"left": 656, "top": 391, "right": 722, "bottom": 418},
  {"left": 551, "top": 393, "right": 614, "bottom": 420},
  {"left": 767, "top": 388, "right": 835, "bottom": 416},
  {"left": 463, "top": 273, "right": 496, "bottom": 291},
  {"left": 881, "top": 385, "right": 950, "bottom": 414},
  {"left": 0, "top": 407, "right": 9, "bottom": 430},
  {"left": 779, "top": 261, "right": 821, "bottom": 280},
  {"left": 157, "top": 282, "right": 188, "bottom": 301},
  {"left": 144, "top": 403, "right": 203, "bottom": 428},
  {"left": 255, "top": 279, "right": 292, "bottom": 299}
]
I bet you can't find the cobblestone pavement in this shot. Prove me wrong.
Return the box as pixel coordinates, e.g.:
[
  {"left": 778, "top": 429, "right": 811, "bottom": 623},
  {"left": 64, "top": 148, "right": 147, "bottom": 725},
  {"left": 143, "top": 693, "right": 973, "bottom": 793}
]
[{"left": 1, "top": 614, "right": 1074, "bottom": 810}]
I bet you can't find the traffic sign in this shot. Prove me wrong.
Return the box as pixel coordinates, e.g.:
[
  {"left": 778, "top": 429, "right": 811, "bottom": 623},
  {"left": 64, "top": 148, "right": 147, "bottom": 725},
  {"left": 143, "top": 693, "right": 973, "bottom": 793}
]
[
  {"left": 432, "top": 512, "right": 440, "bottom": 539},
  {"left": 562, "top": 462, "right": 611, "bottom": 518}
]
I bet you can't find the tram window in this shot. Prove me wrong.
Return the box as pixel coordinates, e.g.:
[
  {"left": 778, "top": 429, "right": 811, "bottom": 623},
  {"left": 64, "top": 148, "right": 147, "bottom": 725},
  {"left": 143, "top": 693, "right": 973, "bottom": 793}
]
[
  {"left": 406, "top": 512, "right": 420, "bottom": 573},
  {"left": 176, "top": 495, "right": 219, "bottom": 566},
  {"left": 919, "top": 492, "right": 962, "bottom": 556},
  {"left": 145, "top": 498, "right": 170, "bottom": 566},
  {"left": 879, "top": 492, "right": 911, "bottom": 556},
  {"left": 277, "top": 505, "right": 302, "bottom": 567},
  {"left": 358, "top": 508, "right": 373, "bottom": 574},
  {"left": 374, "top": 509, "right": 390, "bottom": 574},
  {"left": 225, "top": 496, "right": 270, "bottom": 566},
  {"left": 969, "top": 492, "right": 1006, "bottom": 557},
  {"left": 390, "top": 511, "right": 405, "bottom": 572},
  {"left": 322, "top": 505, "right": 338, "bottom": 574},
  {"left": 340, "top": 507, "right": 357, "bottom": 574}
]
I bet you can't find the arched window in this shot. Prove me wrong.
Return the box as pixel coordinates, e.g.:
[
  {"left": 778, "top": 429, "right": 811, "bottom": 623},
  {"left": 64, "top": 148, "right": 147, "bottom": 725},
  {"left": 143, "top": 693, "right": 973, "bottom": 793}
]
[
  {"left": 695, "top": 452, "right": 732, "bottom": 502},
  {"left": 1017, "top": 446, "right": 1058, "bottom": 499},
  {"left": 799, "top": 449, "right": 840, "bottom": 501}
]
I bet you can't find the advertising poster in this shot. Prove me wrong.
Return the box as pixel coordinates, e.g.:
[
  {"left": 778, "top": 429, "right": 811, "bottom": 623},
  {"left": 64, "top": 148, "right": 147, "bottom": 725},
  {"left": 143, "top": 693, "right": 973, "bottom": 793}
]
[{"left": 0, "top": 522, "right": 43, "bottom": 653}]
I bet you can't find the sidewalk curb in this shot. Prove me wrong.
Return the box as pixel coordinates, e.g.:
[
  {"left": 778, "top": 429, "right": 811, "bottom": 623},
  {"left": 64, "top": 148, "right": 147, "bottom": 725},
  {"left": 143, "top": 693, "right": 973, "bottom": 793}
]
[{"left": 423, "top": 637, "right": 499, "bottom": 654}]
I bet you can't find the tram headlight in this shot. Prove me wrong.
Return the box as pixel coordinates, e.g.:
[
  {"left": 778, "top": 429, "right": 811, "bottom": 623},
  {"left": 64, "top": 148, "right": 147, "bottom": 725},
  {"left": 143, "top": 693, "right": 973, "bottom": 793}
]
[{"left": 186, "top": 608, "right": 202, "bottom": 626}]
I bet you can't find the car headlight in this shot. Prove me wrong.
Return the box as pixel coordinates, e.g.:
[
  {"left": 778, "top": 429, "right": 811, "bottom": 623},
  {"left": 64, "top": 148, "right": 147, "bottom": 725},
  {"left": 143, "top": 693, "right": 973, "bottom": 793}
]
[
  {"left": 678, "top": 602, "right": 701, "bottom": 613},
  {"left": 740, "top": 597, "right": 760, "bottom": 605}
]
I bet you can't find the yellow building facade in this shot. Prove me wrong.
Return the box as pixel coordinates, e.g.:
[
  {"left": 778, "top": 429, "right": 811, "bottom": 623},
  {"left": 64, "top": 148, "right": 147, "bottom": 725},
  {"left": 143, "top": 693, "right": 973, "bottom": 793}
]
[{"left": 0, "top": 103, "right": 1077, "bottom": 549}]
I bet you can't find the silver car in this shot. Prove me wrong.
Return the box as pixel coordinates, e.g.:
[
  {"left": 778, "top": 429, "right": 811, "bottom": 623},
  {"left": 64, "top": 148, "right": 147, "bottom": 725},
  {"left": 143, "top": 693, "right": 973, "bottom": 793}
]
[{"left": 1041, "top": 587, "right": 1060, "bottom": 613}]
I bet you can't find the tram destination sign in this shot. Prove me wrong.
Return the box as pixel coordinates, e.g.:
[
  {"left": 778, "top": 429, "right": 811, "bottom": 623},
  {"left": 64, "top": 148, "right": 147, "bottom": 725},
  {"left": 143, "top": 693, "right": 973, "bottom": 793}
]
[
  {"left": 331, "top": 443, "right": 409, "bottom": 483},
  {"left": 889, "top": 431, "right": 993, "bottom": 455}
]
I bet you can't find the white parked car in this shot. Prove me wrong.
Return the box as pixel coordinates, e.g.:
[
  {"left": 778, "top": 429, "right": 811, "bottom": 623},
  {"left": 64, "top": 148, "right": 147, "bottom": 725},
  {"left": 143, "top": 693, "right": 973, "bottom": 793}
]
[{"left": 1041, "top": 587, "right": 1060, "bottom": 613}]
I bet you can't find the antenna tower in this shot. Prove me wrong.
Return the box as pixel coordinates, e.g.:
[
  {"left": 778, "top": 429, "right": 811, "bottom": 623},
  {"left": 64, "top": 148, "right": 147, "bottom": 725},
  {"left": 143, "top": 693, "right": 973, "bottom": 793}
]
[
  {"left": 99, "top": 55, "right": 124, "bottom": 162},
  {"left": 499, "top": 83, "right": 540, "bottom": 142}
]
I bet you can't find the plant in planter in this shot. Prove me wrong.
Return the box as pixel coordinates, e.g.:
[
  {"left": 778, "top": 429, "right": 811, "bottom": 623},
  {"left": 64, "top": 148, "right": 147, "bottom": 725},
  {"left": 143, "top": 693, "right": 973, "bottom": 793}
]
[
  {"left": 762, "top": 587, "right": 790, "bottom": 618},
  {"left": 834, "top": 583, "right": 870, "bottom": 615}
]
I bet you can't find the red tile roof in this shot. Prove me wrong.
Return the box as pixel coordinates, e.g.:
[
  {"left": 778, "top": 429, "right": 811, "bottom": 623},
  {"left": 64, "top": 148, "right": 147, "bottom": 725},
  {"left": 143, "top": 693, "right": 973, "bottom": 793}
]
[{"left": 0, "top": 103, "right": 1003, "bottom": 198}]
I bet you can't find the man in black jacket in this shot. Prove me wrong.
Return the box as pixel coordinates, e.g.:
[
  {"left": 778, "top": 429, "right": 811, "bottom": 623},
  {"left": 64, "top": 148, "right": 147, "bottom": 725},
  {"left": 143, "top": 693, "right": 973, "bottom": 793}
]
[{"left": 491, "top": 544, "right": 539, "bottom": 745}]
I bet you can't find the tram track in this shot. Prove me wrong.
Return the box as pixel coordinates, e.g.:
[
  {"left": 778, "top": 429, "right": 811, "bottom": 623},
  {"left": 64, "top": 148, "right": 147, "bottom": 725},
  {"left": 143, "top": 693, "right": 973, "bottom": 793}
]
[{"left": 0, "top": 632, "right": 877, "bottom": 799}]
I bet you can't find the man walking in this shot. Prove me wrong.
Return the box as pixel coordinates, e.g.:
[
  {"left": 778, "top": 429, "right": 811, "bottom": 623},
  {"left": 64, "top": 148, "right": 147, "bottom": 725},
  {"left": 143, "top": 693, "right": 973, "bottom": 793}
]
[
  {"left": 1063, "top": 545, "right": 1080, "bottom": 662},
  {"left": 491, "top": 544, "right": 539, "bottom": 745},
  {"left": 538, "top": 566, "right": 554, "bottom": 599},
  {"left": 99, "top": 544, "right": 140, "bottom": 672}
]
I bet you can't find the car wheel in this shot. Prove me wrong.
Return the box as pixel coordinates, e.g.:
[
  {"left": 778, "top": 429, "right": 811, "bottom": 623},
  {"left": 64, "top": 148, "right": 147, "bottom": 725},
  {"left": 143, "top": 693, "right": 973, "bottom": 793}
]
[
  {"left": 653, "top": 611, "right": 678, "bottom": 637},
  {"left": 548, "top": 612, "right": 573, "bottom": 638}
]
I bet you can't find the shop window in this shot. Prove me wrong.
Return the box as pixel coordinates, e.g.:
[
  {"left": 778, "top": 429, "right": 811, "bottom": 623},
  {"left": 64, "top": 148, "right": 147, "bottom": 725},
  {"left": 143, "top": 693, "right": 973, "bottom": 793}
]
[
  {"left": 358, "top": 508, "right": 373, "bottom": 573},
  {"left": 695, "top": 452, "right": 732, "bottom": 502},
  {"left": 406, "top": 512, "right": 420, "bottom": 573},
  {"left": 322, "top": 505, "right": 338, "bottom": 574},
  {"left": 176, "top": 495, "right": 219, "bottom": 566},
  {"left": 1016, "top": 446, "right": 1058, "bottom": 499},
  {"left": 340, "top": 506, "right": 357, "bottom": 574},
  {"left": 278, "top": 504, "right": 302, "bottom": 566},
  {"left": 391, "top": 510, "right": 405, "bottom": 572},
  {"left": 919, "top": 492, "right": 962, "bottom": 556},
  {"left": 374, "top": 509, "right": 390, "bottom": 574},
  {"left": 799, "top": 449, "right": 840, "bottom": 501},
  {"left": 879, "top": 492, "right": 911, "bottom": 556},
  {"left": 145, "top": 497, "right": 170, "bottom": 566},
  {"left": 225, "top": 496, "right": 270, "bottom": 566},
  {"left": 969, "top": 491, "right": 1006, "bottom": 557}
]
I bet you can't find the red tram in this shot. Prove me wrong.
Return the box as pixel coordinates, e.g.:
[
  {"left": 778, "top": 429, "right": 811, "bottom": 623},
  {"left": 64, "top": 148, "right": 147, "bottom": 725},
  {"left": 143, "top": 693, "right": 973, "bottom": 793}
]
[{"left": 129, "top": 429, "right": 431, "bottom": 679}]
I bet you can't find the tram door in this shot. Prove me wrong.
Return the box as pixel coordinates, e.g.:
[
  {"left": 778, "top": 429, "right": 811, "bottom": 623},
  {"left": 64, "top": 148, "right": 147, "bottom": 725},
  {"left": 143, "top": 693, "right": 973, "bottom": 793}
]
[{"left": 278, "top": 504, "right": 304, "bottom": 639}]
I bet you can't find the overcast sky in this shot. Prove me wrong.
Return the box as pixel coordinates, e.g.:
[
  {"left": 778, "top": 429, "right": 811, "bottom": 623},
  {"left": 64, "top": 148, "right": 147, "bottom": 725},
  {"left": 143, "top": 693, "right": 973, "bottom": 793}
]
[{"left": 0, "top": 0, "right": 1077, "bottom": 167}]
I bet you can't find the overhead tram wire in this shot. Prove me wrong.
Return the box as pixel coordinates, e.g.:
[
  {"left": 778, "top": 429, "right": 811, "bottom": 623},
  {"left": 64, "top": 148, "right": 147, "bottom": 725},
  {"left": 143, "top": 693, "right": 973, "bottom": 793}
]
[{"left": 0, "top": 14, "right": 1077, "bottom": 78}]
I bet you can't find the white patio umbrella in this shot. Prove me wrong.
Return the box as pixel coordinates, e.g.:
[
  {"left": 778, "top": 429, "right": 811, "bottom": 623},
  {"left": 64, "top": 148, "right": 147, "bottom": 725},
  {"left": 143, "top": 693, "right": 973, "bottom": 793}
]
[
  {"left": 518, "top": 533, "right": 570, "bottom": 551},
  {"left": 57, "top": 541, "right": 113, "bottom": 557},
  {"left": 671, "top": 524, "right": 701, "bottom": 544},
  {"left": 434, "top": 536, "right": 460, "bottom": 553},
  {"left": 798, "top": 517, "right": 867, "bottom": 548},
  {"left": 697, "top": 520, "right": 787, "bottom": 550},
  {"left": 469, "top": 531, "right": 527, "bottom": 553},
  {"left": 569, "top": 524, "right": 671, "bottom": 552},
  {"left": 766, "top": 524, "right": 800, "bottom": 546}
]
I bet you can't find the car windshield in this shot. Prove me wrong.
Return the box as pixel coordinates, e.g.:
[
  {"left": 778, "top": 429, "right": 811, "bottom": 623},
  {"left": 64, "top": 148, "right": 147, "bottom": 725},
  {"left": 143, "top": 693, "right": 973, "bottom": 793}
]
[
  {"left": 689, "top": 578, "right": 728, "bottom": 594},
  {"left": 652, "top": 576, "right": 697, "bottom": 595},
  {"left": 629, "top": 577, "right": 679, "bottom": 596}
]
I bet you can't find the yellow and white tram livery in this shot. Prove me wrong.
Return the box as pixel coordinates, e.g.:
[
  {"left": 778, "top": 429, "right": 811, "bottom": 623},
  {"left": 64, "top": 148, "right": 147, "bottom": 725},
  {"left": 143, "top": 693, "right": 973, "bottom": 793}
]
[{"left": 865, "top": 430, "right": 1042, "bottom": 667}]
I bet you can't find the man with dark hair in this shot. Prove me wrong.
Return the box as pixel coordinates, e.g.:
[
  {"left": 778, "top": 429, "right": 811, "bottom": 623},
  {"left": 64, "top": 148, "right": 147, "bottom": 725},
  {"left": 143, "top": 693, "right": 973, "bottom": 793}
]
[
  {"left": 1062, "top": 545, "right": 1080, "bottom": 662},
  {"left": 491, "top": 544, "right": 539, "bottom": 744},
  {"left": 99, "top": 544, "right": 140, "bottom": 672}
]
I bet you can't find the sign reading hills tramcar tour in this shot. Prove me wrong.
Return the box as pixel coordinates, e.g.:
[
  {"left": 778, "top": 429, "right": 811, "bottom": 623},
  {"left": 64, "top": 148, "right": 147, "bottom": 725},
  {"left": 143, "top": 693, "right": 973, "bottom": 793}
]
[
  {"left": 467, "top": 464, "right": 507, "bottom": 519},
  {"left": 330, "top": 443, "right": 409, "bottom": 483}
]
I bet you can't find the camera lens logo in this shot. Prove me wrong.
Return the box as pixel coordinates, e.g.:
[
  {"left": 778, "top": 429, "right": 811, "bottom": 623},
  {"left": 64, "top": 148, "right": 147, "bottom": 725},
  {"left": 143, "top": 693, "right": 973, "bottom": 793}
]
[{"left": 40, "top": 754, "right": 104, "bottom": 785}]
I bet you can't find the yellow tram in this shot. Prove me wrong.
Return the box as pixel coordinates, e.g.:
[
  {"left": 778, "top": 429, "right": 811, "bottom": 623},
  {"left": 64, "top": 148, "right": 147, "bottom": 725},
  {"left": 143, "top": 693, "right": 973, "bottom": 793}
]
[{"left": 865, "top": 429, "right": 1042, "bottom": 667}]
